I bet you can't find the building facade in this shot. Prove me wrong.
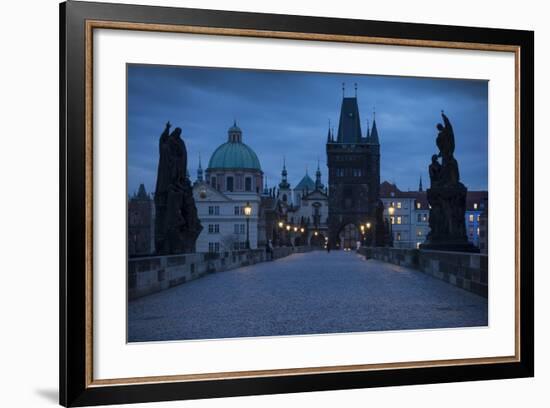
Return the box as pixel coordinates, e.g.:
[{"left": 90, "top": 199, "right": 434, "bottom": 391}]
[
  {"left": 128, "top": 184, "right": 155, "bottom": 257},
  {"left": 326, "top": 92, "right": 381, "bottom": 249},
  {"left": 193, "top": 122, "right": 263, "bottom": 253},
  {"left": 282, "top": 164, "right": 330, "bottom": 247},
  {"left": 379, "top": 181, "right": 488, "bottom": 250}
]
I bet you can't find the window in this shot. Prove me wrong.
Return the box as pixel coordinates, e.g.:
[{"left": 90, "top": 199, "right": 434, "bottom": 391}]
[
  {"left": 215, "top": 206, "right": 220, "bottom": 215},
  {"left": 397, "top": 202, "right": 402, "bottom": 209},
  {"left": 226, "top": 176, "right": 234, "bottom": 192},
  {"left": 396, "top": 232, "right": 401, "bottom": 241},
  {"left": 234, "top": 224, "right": 239, "bottom": 234},
  {"left": 417, "top": 214, "right": 422, "bottom": 222},
  {"left": 416, "top": 202, "right": 421, "bottom": 209},
  {"left": 417, "top": 230, "right": 422, "bottom": 236},
  {"left": 245, "top": 177, "right": 252, "bottom": 192},
  {"left": 234, "top": 206, "right": 240, "bottom": 215},
  {"left": 416, "top": 242, "right": 421, "bottom": 249},
  {"left": 336, "top": 168, "right": 345, "bottom": 177},
  {"left": 208, "top": 206, "right": 220, "bottom": 215},
  {"left": 352, "top": 168, "right": 362, "bottom": 177},
  {"left": 208, "top": 224, "right": 220, "bottom": 234},
  {"left": 208, "top": 206, "right": 214, "bottom": 215},
  {"left": 473, "top": 203, "right": 478, "bottom": 209},
  {"left": 390, "top": 216, "right": 395, "bottom": 225},
  {"left": 469, "top": 214, "right": 474, "bottom": 222},
  {"left": 477, "top": 227, "right": 480, "bottom": 236},
  {"left": 397, "top": 216, "right": 402, "bottom": 225},
  {"left": 422, "top": 214, "right": 428, "bottom": 222},
  {"left": 477, "top": 214, "right": 481, "bottom": 222},
  {"left": 211, "top": 176, "right": 216, "bottom": 188}
]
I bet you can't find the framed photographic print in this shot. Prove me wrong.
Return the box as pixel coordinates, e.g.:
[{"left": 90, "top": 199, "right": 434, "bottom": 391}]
[{"left": 60, "top": 0, "right": 534, "bottom": 406}]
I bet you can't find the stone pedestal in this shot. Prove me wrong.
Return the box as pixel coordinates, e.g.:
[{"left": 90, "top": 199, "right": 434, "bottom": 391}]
[{"left": 420, "top": 183, "right": 479, "bottom": 253}]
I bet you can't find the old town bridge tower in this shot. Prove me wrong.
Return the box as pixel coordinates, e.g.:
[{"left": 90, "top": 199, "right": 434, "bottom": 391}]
[{"left": 326, "top": 88, "right": 381, "bottom": 249}]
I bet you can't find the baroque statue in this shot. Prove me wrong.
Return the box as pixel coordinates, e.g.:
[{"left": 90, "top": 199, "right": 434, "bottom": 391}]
[
  {"left": 154, "top": 122, "right": 202, "bottom": 255},
  {"left": 420, "top": 112, "right": 478, "bottom": 252}
]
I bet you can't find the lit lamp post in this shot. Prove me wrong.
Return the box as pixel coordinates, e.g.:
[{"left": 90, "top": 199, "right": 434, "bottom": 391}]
[
  {"left": 286, "top": 224, "right": 291, "bottom": 246},
  {"left": 360, "top": 224, "right": 366, "bottom": 246},
  {"left": 244, "top": 201, "right": 252, "bottom": 249},
  {"left": 388, "top": 204, "right": 395, "bottom": 247}
]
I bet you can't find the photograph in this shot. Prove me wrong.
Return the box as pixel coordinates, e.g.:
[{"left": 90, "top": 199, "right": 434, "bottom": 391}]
[{"left": 126, "top": 64, "right": 489, "bottom": 343}]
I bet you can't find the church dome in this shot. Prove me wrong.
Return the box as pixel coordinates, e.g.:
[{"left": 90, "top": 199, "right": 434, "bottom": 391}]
[
  {"left": 207, "top": 122, "right": 261, "bottom": 171},
  {"left": 295, "top": 173, "right": 315, "bottom": 191}
]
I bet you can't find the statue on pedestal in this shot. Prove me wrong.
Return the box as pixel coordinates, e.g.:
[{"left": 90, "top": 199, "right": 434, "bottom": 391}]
[
  {"left": 420, "top": 112, "right": 478, "bottom": 253},
  {"left": 154, "top": 122, "right": 202, "bottom": 255}
]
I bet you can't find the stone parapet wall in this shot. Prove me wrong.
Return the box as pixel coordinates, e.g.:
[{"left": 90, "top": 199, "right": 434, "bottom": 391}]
[
  {"left": 357, "top": 247, "right": 487, "bottom": 298},
  {"left": 129, "top": 246, "right": 312, "bottom": 300}
]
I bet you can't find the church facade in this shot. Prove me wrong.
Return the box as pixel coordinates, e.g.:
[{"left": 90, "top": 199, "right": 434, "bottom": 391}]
[{"left": 326, "top": 92, "right": 382, "bottom": 249}]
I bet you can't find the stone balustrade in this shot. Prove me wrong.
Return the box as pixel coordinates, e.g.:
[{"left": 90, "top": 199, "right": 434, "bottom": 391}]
[
  {"left": 357, "top": 246, "right": 488, "bottom": 298},
  {"left": 129, "top": 246, "right": 312, "bottom": 300}
]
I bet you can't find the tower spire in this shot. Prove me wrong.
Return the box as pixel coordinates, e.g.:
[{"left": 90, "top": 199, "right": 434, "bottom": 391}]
[
  {"left": 315, "top": 158, "right": 323, "bottom": 190},
  {"left": 197, "top": 153, "right": 203, "bottom": 182},
  {"left": 279, "top": 157, "right": 290, "bottom": 189},
  {"left": 419, "top": 175, "right": 423, "bottom": 192}
]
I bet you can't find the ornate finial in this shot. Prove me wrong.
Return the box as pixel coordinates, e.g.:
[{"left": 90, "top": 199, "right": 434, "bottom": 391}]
[
  {"left": 373, "top": 106, "right": 376, "bottom": 120},
  {"left": 342, "top": 82, "right": 345, "bottom": 97},
  {"left": 317, "top": 157, "right": 320, "bottom": 170},
  {"left": 354, "top": 83, "right": 357, "bottom": 97}
]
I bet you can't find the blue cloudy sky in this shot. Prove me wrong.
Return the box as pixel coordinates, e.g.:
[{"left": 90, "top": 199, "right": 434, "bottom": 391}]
[{"left": 127, "top": 64, "right": 488, "bottom": 195}]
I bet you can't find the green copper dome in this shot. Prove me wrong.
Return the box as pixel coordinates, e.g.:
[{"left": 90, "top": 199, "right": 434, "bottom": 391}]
[
  {"left": 208, "top": 142, "right": 261, "bottom": 170},
  {"left": 295, "top": 173, "right": 315, "bottom": 191},
  {"left": 207, "top": 122, "right": 261, "bottom": 171}
]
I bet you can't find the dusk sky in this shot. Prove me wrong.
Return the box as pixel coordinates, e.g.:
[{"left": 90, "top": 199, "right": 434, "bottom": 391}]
[{"left": 127, "top": 64, "right": 488, "bottom": 196}]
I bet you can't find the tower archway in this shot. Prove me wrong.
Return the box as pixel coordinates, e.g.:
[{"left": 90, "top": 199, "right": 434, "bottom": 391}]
[{"left": 339, "top": 224, "right": 359, "bottom": 250}]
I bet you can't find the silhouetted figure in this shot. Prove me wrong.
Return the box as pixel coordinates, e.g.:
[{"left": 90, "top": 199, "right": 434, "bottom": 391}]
[{"left": 154, "top": 122, "right": 202, "bottom": 255}]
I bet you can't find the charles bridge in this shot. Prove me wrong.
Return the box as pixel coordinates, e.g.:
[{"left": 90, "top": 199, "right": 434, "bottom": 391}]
[{"left": 128, "top": 249, "right": 488, "bottom": 342}]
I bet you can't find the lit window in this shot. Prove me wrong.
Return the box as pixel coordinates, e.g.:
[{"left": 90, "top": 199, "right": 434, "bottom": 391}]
[
  {"left": 474, "top": 203, "right": 478, "bottom": 209},
  {"left": 397, "top": 216, "right": 402, "bottom": 225},
  {"left": 477, "top": 227, "right": 480, "bottom": 236},
  {"left": 390, "top": 216, "right": 395, "bottom": 225},
  {"left": 416, "top": 202, "right": 421, "bottom": 209},
  {"left": 397, "top": 202, "right": 402, "bottom": 209},
  {"left": 416, "top": 242, "right": 421, "bottom": 249},
  {"left": 417, "top": 230, "right": 422, "bottom": 237},
  {"left": 477, "top": 214, "right": 481, "bottom": 222},
  {"left": 469, "top": 214, "right": 474, "bottom": 222}
]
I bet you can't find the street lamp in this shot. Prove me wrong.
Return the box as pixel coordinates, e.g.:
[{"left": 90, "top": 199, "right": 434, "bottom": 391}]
[
  {"left": 244, "top": 201, "right": 252, "bottom": 249},
  {"left": 278, "top": 221, "right": 284, "bottom": 228},
  {"left": 388, "top": 204, "right": 395, "bottom": 247}
]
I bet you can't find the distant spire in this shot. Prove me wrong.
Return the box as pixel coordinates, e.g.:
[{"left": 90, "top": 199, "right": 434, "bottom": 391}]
[
  {"left": 279, "top": 157, "right": 290, "bottom": 189},
  {"left": 342, "top": 82, "right": 345, "bottom": 97},
  {"left": 419, "top": 175, "right": 423, "bottom": 192},
  {"left": 197, "top": 153, "right": 203, "bottom": 182},
  {"left": 354, "top": 83, "right": 357, "bottom": 97},
  {"left": 327, "top": 119, "right": 332, "bottom": 143},
  {"left": 366, "top": 118, "right": 371, "bottom": 140},
  {"left": 370, "top": 112, "right": 379, "bottom": 145},
  {"left": 315, "top": 158, "right": 323, "bottom": 190}
]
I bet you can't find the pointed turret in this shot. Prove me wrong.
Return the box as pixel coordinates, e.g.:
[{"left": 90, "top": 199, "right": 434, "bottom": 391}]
[
  {"left": 315, "top": 160, "right": 324, "bottom": 190},
  {"left": 279, "top": 157, "right": 290, "bottom": 190},
  {"left": 336, "top": 93, "right": 362, "bottom": 143},
  {"left": 370, "top": 114, "right": 379, "bottom": 145},
  {"left": 197, "top": 154, "right": 203, "bottom": 182},
  {"left": 419, "top": 175, "right": 423, "bottom": 192}
]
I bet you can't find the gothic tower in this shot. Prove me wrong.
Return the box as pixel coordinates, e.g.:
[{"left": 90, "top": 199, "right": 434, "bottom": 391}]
[{"left": 326, "top": 88, "right": 381, "bottom": 249}]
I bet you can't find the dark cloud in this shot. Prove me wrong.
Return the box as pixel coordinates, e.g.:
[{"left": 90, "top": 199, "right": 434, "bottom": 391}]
[{"left": 128, "top": 65, "right": 488, "bottom": 194}]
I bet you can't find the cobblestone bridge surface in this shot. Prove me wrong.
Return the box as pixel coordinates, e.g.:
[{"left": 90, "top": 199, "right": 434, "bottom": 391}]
[{"left": 128, "top": 250, "right": 488, "bottom": 342}]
